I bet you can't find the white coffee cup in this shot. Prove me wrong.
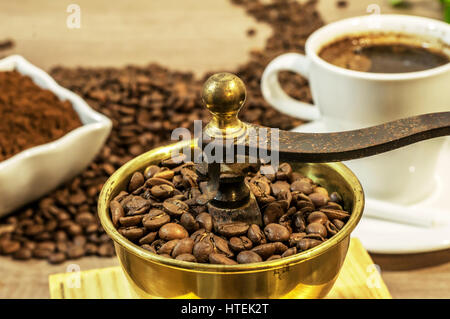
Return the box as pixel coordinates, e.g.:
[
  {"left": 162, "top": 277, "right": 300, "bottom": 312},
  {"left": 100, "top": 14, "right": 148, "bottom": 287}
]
[{"left": 261, "top": 14, "right": 450, "bottom": 204}]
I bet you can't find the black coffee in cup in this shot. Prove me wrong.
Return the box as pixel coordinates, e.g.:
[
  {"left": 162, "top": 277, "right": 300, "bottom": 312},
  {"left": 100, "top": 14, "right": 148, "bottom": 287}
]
[{"left": 318, "top": 33, "right": 449, "bottom": 73}]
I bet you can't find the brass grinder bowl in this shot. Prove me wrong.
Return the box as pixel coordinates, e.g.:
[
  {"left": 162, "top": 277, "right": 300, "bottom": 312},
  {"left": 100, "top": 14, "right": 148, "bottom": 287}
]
[{"left": 98, "top": 140, "right": 364, "bottom": 299}]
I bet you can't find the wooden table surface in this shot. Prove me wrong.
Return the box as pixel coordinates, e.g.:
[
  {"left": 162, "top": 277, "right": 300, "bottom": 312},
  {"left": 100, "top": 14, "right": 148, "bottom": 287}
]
[{"left": 0, "top": 0, "right": 448, "bottom": 299}]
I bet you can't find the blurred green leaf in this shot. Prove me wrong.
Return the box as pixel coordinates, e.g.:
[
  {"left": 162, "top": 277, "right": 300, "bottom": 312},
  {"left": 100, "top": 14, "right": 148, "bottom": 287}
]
[
  {"left": 443, "top": 0, "right": 450, "bottom": 23},
  {"left": 389, "top": 0, "right": 405, "bottom": 6},
  {"left": 389, "top": 0, "right": 411, "bottom": 8}
]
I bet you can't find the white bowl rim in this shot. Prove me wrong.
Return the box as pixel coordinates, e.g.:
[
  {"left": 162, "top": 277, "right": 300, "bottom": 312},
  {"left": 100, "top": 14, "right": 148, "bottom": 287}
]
[{"left": 0, "top": 54, "right": 111, "bottom": 170}]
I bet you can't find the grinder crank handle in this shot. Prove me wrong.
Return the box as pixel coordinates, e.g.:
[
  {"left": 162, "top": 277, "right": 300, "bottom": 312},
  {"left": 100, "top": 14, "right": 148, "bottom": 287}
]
[
  {"left": 201, "top": 73, "right": 450, "bottom": 164},
  {"left": 244, "top": 111, "right": 450, "bottom": 163}
]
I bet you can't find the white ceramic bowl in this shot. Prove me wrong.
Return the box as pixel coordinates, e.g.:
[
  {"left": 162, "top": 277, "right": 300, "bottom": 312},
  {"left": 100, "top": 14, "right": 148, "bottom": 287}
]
[{"left": 0, "top": 55, "right": 112, "bottom": 217}]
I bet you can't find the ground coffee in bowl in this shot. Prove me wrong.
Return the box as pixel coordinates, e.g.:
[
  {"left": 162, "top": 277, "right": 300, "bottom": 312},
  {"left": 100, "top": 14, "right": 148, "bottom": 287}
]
[{"left": 0, "top": 71, "right": 82, "bottom": 162}]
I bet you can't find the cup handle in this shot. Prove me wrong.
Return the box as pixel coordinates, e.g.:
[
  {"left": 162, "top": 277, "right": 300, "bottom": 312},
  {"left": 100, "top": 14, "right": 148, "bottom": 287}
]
[{"left": 261, "top": 53, "right": 321, "bottom": 121}]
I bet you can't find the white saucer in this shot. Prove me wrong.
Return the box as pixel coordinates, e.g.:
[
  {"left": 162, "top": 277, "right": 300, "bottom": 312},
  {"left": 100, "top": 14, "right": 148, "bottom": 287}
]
[{"left": 292, "top": 121, "right": 450, "bottom": 254}]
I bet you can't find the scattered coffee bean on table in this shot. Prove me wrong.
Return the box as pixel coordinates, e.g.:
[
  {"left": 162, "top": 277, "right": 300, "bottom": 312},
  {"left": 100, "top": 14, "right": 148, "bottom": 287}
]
[
  {"left": 111, "top": 161, "right": 350, "bottom": 264},
  {"left": 0, "top": 71, "right": 82, "bottom": 162},
  {"left": 0, "top": 0, "right": 323, "bottom": 263}
]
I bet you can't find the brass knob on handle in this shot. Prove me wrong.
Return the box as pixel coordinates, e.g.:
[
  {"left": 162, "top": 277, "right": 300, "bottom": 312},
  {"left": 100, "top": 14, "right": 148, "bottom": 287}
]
[{"left": 202, "top": 72, "right": 248, "bottom": 139}]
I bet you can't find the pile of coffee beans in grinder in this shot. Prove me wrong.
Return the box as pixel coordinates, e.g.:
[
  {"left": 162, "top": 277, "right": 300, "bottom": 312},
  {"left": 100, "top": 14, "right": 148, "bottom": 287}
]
[
  {"left": 0, "top": 0, "right": 324, "bottom": 263},
  {"left": 111, "top": 156, "right": 350, "bottom": 264}
]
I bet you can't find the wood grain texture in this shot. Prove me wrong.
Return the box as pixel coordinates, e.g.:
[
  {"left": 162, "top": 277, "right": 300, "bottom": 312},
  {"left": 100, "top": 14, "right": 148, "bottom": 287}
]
[
  {"left": 0, "top": 0, "right": 271, "bottom": 76},
  {"left": 48, "top": 238, "right": 391, "bottom": 299},
  {"left": 0, "top": 0, "right": 447, "bottom": 299}
]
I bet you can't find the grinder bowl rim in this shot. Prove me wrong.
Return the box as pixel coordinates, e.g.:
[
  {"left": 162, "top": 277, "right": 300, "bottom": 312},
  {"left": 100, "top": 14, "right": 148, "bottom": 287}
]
[{"left": 98, "top": 140, "right": 364, "bottom": 274}]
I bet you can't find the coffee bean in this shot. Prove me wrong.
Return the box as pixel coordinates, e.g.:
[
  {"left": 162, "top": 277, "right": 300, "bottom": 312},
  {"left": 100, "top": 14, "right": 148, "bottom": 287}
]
[
  {"left": 217, "top": 222, "right": 249, "bottom": 237},
  {"left": 190, "top": 229, "right": 209, "bottom": 243},
  {"left": 23, "top": 241, "right": 36, "bottom": 251},
  {"left": 305, "top": 222, "right": 328, "bottom": 237},
  {"left": 150, "top": 239, "right": 166, "bottom": 251},
  {"left": 297, "top": 238, "right": 323, "bottom": 251},
  {"left": 114, "top": 191, "right": 129, "bottom": 203},
  {"left": 163, "top": 198, "right": 189, "bottom": 217},
  {"left": 75, "top": 212, "right": 95, "bottom": 227},
  {"left": 323, "top": 202, "right": 344, "bottom": 210},
  {"left": 141, "top": 244, "right": 156, "bottom": 254},
  {"left": 314, "top": 187, "right": 329, "bottom": 197},
  {"left": 33, "top": 248, "right": 51, "bottom": 259},
  {"left": 251, "top": 243, "right": 277, "bottom": 260},
  {"left": 247, "top": 224, "right": 266, "bottom": 245},
  {"left": 176, "top": 253, "right": 197, "bottom": 262},
  {"left": 85, "top": 243, "right": 98, "bottom": 255},
  {"left": 332, "top": 219, "right": 345, "bottom": 230},
  {"left": 279, "top": 210, "right": 294, "bottom": 230},
  {"left": 229, "top": 236, "right": 253, "bottom": 252},
  {"left": 320, "top": 208, "right": 350, "bottom": 220},
  {"left": 172, "top": 238, "right": 194, "bottom": 257},
  {"left": 158, "top": 239, "right": 180, "bottom": 255},
  {"left": 212, "top": 235, "right": 233, "bottom": 257},
  {"left": 289, "top": 232, "right": 307, "bottom": 247},
  {"left": 330, "top": 192, "right": 343, "bottom": 204},
  {"left": 282, "top": 247, "right": 297, "bottom": 258},
  {"left": 290, "top": 180, "right": 313, "bottom": 194},
  {"left": 144, "top": 165, "right": 160, "bottom": 179},
  {"left": 209, "top": 253, "right": 238, "bottom": 265},
  {"left": 196, "top": 213, "right": 213, "bottom": 232},
  {"left": 12, "top": 248, "right": 32, "bottom": 260},
  {"left": 48, "top": 252, "right": 67, "bottom": 264},
  {"left": 276, "top": 163, "right": 293, "bottom": 180},
  {"left": 260, "top": 165, "right": 276, "bottom": 182},
  {"left": 161, "top": 154, "right": 186, "bottom": 168},
  {"left": 145, "top": 177, "right": 174, "bottom": 188},
  {"left": 273, "top": 241, "right": 288, "bottom": 254},
  {"left": 293, "top": 212, "right": 306, "bottom": 232},
  {"left": 151, "top": 184, "right": 174, "bottom": 199},
  {"left": 304, "top": 233, "right": 326, "bottom": 241},
  {"left": 142, "top": 210, "right": 170, "bottom": 231},
  {"left": 153, "top": 170, "right": 175, "bottom": 181},
  {"left": 56, "top": 242, "right": 68, "bottom": 253},
  {"left": 249, "top": 179, "right": 271, "bottom": 200},
  {"left": 180, "top": 212, "right": 199, "bottom": 233},
  {"left": 128, "top": 172, "right": 145, "bottom": 192},
  {"left": 181, "top": 168, "right": 198, "bottom": 188},
  {"left": 0, "top": 240, "right": 20, "bottom": 255},
  {"left": 73, "top": 235, "right": 87, "bottom": 247},
  {"left": 119, "top": 215, "right": 144, "bottom": 227},
  {"left": 263, "top": 202, "right": 284, "bottom": 226},
  {"left": 123, "top": 196, "right": 151, "bottom": 215},
  {"left": 267, "top": 255, "right": 282, "bottom": 261},
  {"left": 307, "top": 211, "right": 328, "bottom": 224},
  {"left": 309, "top": 193, "right": 329, "bottom": 207},
  {"left": 237, "top": 251, "right": 262, "bottom": 264},
  {"left": 67, "top": 246, "right": 85, "bottom": 259},
  {"left": 264, "top": 224, "right": 290, "bottom": 242},
  {"left": 138, "top": 231, "right": 157, "bottom": 245},
  {"left": 68, "top": 223, "right": 83, "bottom": 236},
  {"left": 119, "top": 226, "right": 146, "bottom": 241},
  {"left": 193, "top": 240, "right": 214, "bottom": 263},
  {"left": 271, "top": 181, "right": 290, "bottom": 197},
  {"left": 159, "top": 223, "right": 188, "bottom": 241},
  {"left": 109, "top": 200, "right": 125, "bottom": 227},
  {"left": 24, "top": 224, "right": 45, "bottom": 236},
  {"left": 325, "top": 220, "right": 339, "bottom": 237}
]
